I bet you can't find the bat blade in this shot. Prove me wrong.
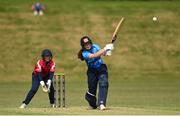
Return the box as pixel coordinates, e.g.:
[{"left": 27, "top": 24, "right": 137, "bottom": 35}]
[{"left": 111, "top": 17, "right": 125, "bottom": 43}]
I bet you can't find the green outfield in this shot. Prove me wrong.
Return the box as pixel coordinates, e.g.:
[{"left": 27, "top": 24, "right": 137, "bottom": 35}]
[{"left": 0, "top": 0, "right": 180, "bottom": 115}]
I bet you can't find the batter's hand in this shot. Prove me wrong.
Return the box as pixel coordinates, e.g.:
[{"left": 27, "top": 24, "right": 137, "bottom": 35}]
[
  {"left": 103, "top": 44, "right": 114, "bottom": 51},
  {"left": 106, "top": 50, "right": 112, "bottom": 56}
]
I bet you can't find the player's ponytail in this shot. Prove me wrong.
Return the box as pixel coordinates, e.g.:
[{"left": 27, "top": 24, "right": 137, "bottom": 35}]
[{"left": 78, "top": 49, "right": 84, "bottom": 61}]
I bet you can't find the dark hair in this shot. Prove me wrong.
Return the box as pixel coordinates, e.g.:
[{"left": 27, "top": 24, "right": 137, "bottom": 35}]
[
  {"left": 78, "top": 36, "right": 92, "bottom": 61},
  {"left": 78, "top": 49, "right": 84, "bottom": 61}
]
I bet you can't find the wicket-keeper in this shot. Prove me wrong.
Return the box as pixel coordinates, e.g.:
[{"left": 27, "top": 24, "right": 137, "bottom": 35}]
[{"left": 20, "top": 49, "right": 55, "bottom": 108}]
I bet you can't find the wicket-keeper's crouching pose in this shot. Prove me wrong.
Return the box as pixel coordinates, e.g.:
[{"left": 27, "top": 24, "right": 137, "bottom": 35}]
[
  {"left": 19, "top": 49, "right": 55, "bottom": 108},
  {"left": 78, "top": 36, "right": 114, "bottom": 110}
]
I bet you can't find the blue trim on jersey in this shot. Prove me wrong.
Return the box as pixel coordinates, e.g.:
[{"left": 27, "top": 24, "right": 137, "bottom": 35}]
[{"left": 82, "top": 44, "right": 103, "bottom": 69}]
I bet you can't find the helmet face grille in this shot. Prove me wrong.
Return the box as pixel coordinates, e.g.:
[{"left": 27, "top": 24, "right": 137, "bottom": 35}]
[{"left": 41, "top": 49, "right": 53, "bottom": 58}]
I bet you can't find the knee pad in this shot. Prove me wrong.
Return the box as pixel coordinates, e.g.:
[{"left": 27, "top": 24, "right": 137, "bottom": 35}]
[
  {"left": 99, "top": 81, "right": 108, "bottom": 87},
  {"left": 99, "top": 75, "right": 108, "bottom": 87},
  {"left": 85, "top": 91, "right": 97, "bottom": 109}
]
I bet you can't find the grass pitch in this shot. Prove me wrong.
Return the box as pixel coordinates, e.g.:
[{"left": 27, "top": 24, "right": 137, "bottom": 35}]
[{"left": 1, "top": 107, "right": 180, "bottom": 115}]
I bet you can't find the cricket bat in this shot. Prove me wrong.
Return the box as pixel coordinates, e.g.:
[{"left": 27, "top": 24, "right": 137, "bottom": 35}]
[{"left": 111, "top": 17, "right": 125, "bottom": 43}]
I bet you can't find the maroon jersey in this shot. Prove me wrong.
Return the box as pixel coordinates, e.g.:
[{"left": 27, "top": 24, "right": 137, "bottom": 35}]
[{"left": 33, "top": 59, "right": 55, "bottom": 78}]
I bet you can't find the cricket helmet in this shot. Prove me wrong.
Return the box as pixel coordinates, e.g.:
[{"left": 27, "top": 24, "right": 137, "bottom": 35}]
[
  {"left": 80, "top": 36, "right": 92, "bottom": 49},
  {"left": 41, "top": 49, "right": 53, "bottom": 58}
]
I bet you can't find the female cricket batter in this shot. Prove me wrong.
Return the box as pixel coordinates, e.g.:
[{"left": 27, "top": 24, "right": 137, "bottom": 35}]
[
  {"left": 78, "top": 36, "right": 114, "bottom": 110},
  {"left": 19, "top": 49, "right": 55, "bottom": 108}
]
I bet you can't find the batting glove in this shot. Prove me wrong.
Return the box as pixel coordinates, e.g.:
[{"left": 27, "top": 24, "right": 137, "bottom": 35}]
[
  {"left": 106, "top": 50, "right": 112, "bottom": 56},
  {"left": 103, "top": 44, "right": 114, "bottom": 51}
]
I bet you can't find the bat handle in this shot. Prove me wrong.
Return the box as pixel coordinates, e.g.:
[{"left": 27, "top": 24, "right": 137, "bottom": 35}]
[{"left": 111, "top": 35, "right": 117, "bottom": 43}]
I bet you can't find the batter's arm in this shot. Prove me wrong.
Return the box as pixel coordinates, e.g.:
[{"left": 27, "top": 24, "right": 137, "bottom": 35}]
[{"left": 89, "top": 49, "right": 106, "bottom": 59}]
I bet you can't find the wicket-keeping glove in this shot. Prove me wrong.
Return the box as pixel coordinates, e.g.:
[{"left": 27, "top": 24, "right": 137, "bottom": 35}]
[
  {"left": 46, "top": 79, "right": 51, "bottom": 92},
  {"left": 40, "top": 81, "right": 48, "bottom": 93}
]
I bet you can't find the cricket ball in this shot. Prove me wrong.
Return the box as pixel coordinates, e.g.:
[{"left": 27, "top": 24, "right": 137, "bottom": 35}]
[{"left": 152, "top": 16, "right": 157, "bottom": 21}]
